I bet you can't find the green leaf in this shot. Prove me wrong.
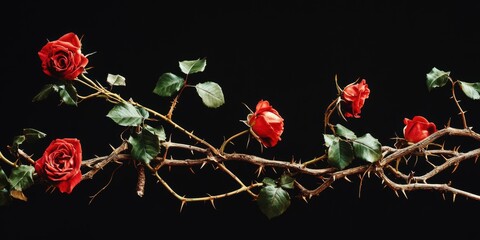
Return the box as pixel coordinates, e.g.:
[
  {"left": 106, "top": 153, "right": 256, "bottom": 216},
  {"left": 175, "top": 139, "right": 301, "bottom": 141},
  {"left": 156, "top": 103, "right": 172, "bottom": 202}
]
[
  {"left": 323, "top": 134, "right": 335, "bottom": 147},
  {"left": 459, "top": 81, "right": 480, "bottom": 100},
  {"left": 262, "top": 177, "right": 276, "bottom": 186},
  {"left": 327, "top": 138, "right": 354, "bottom": 170},
  {"left": 426, "top": 67, "right": 450, "bottom": 91},
  {"left": 128, "top": 129, "right": 161, "bottom": 164},
  {"left": 107, "top": 73, "right": 126, "bottom": 86},
  {"left": 195, "top": 82, "right": 225, "bottom": 108},
  {"left": 352, "top": 133, "right": 382, "bottom": 163},
  {"left": 32, "top": 84, "right": 56, "bottom": 102},
  {"left": 278, "top": 174, "right": 294, "bottom": 190},
  {"left": 11, "top": 135, "right": 26, "bottom": 155},
  {"left": 144, "top": 124, "right": 166, "bottom": 141},
  {"left": 257, "top": 185, "right": 291, "bottom": 219},
  {"left": 9, "top": 165, "right": 34, "bottom": 191},
  {"left": 23, "top": 128, "right": 47, "bottom": 141},
  {"left": 335, "top": 124, "right": 357, "bottom": 140},
  {"left": 179, "top": 58, "right": 206, "bottom": 75},
  {"left": 153, "top": 73, "right": 184, "bottom": 97},
  {"left": 0, "top": 167, "right": 8, "bottom": 189},
  {"left": 58, "top": 83, "right": 78, "bottom": 106},
  {"left": 107, "top": 102, "right": 148, "bottom": 126},
  {"left": 10, "top": 128, "right": 46, "bottom": 157}
]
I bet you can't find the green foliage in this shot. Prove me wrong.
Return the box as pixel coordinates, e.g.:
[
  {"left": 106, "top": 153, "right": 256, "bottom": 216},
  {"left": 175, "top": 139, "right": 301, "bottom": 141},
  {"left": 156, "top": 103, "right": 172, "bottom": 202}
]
[
  {"left": 426, "top": 67, "right": 480, "bottom": 101},
  {"left": 32, "top": 82, "right": 78, "bottom": 106},
  {"left": 58, "top": 83, "right": 78, "bottom": 106},
  {"left": 22, "top": 128, "right": 47, "bottom": 141},
  {"left": 144, "top": 125, "right": 166, "bottom": 142},
  {"left": 32, "top": 84, "right": 55, "bottom": 102},
  {"left": 9, "top": 165, "right": 34, "bottom": 191},
  {"left": 0, "top": 165, "right": 34, "bottom": 205},
  {"left": 127, "top": 125, "right": 164, "bottom": 164},
  {"left": 327, "top": 137, "right": 354, "bottom": 170},
  {"left": 10, "top": 128, "right": 46, "bottom": 156},
  {"left": 153, "top": 73, "right": 184, "bottom": 97},
  {"left": 179, "top": 58, "right": 206, "bottom": 74},
  {"left": 154, "top": 58, "right": 224, "bottom": 108},
  {"left": 335, "top": 123, "right": 357, "bottom": 140},
  {"left": 352, "top": 133, "right": 382, "bottom": 163},
  {"left": 107, "top": 73, "right": 126, "bottom": 87},
  {"left": 459, "top": 81, "right": 480, "bottom": 100},
  {"left": 257, "top": 175, "right": 293, "bottom": 219},
  {"left": 324, "top": 124, "right": 381, "bottom": 170},
  {"left": 195, "top": 82, "right": 225, "bottom": 108},
  {"left": 107, "top": 102, "right": 149, "bottom": 126},
  {"left": 426, "top": 67, "right": 450, "bottom": 91}
]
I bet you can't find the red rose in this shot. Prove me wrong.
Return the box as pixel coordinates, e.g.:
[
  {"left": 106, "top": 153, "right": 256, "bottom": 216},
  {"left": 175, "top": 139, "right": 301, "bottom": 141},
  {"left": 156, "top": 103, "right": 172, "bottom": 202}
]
[
  {"left": 247, "top": 100, "right": 284, "bottom": 147},
  {"left": 341, "top": 79, "right": 370, "bottom": 118},
  {"left": 403, "top": 116, "right": 437, "bottom": 143},
  {"left": 38, "top": 32, "right": 89, "bottom": 80},
  {"left": 34, "top": 138, "right": 83, "bottom": 194}
]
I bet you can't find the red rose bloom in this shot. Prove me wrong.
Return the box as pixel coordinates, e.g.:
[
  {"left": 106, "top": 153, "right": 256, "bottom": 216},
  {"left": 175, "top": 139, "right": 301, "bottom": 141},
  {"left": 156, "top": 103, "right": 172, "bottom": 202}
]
[
  {"left": 34, "top": 138, "right": 83, "bottom": 194},
  {"left": 247, "top": 100, "right": 284, "bottom": 148},
  {"left": 38, "top": 32, "right": 89, "bottom": 80},
  {"left": 341, "top": 79, "right": 370, "bottom": 118},
  {"left": 403, "top": 116, "right": 437, "bottom": 143}
]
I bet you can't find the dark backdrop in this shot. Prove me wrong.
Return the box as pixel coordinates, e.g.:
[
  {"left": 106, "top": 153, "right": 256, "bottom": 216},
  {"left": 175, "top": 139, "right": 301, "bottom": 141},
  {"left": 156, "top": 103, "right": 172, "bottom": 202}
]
[{"left": 2, "top": 1, "right": 480, "bottom": 238}]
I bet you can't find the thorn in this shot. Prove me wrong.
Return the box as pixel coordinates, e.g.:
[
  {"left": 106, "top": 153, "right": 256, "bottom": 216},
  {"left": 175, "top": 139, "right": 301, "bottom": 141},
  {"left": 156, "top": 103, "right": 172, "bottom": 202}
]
[
  {"left": 255, "top": 165, "right": 264, "bottom": 178},
  {"left": 189, "top": 167, "right": 196, "bottom": 174},
  {"left": 344, "top": 176, "right": 352, "bottom": 182},
  {"left": 200, "top": 161, "right": 207, "bottom": 169},
  {"left": 394, "top": 191, "right": 399, "bottom": 198},
  {"left": 442, "top": 193, "right": 446, "bottom": 200},
  {"left": 301, "top": 195, "right": 308, "bottom": 203},
  {"left": 452, "top": 193, "right": 456, "bottom": 202},
  {"left": 401, "top": 189, "right": 408, "bottom": 199},
  {"left": 209, "top": 197, "right": 216, "bottom": 209},
  {"left": 452, "top": 162, "right": 460, "bottom": 173},
  {"left": 180, "top": 200, "right": 186, "bottom": 212}
]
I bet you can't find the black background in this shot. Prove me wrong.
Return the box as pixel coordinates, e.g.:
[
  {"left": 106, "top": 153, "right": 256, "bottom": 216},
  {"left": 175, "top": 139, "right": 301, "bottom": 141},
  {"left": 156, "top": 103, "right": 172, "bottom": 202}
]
[{"left": 2, "top": 0, "right": 480, "bottom": 238}]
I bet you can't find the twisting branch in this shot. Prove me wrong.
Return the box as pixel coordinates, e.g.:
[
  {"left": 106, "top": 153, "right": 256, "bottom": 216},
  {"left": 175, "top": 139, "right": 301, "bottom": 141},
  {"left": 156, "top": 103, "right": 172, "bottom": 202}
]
[{"left": 2, "top": 34, "right": 479, "bottom": 220}]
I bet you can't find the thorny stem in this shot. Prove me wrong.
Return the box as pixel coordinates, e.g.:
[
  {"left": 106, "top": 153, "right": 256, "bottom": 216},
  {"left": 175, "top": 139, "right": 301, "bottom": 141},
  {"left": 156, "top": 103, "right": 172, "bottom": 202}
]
[
  {"left": 302, "top": 155, "right": 327, "bottom": 167},
  {"left": 324, "top": 98, "right": 339, "bottom": 133},
  {"left": 450, "top": 78, "right": 469, "bottom": 129},
  {"left": 219, "top": 129, "right": 249, "bottom": 154},
  {"left": 77, "top": 73, "right": 220, "bottom": 156},
  {"left": 5, "top": 68, "right": 480, "bottom": 212},
  {"left": 80, "top": 126, "right": 480, "bottom": 204},
  {"left": 166, "top": 77, "right": 188, "bottom": 120}
]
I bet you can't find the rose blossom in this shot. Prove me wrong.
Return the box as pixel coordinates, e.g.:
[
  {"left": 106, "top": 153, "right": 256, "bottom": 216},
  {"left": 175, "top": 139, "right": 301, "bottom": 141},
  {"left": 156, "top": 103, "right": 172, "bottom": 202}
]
[
  {"left": 341, "top": 79, "right": 370, "bottom": 118},
  {"left": 403, "top": 116, "right": 437, "bottom": 143},
  {"left": 38, "top": 32, "right": 89, "bottom": 80},
  {"left": 34, "top": 138, "right": 83, "bottom": 194},
  {"left": 247, "top": 100, "right": 284, "bottom": 147}
]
